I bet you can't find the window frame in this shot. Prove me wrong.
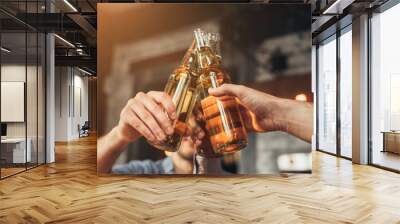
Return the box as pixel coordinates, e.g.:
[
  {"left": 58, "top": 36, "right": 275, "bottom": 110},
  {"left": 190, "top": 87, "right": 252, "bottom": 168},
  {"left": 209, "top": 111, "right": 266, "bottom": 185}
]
[
  {"left": 315, "top": 21, "right": 353, "bottom": 160},
  {"left": 0, "top": 1, "right": 47, "bottom": 180},
  {"left": 367, "top": 0, "right": 400, "bottom": 173}
]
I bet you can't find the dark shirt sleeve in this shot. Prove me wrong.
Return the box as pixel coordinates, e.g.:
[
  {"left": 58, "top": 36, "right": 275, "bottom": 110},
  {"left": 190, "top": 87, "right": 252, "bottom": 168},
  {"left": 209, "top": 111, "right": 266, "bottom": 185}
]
[{"left": 111, "top": 157, "right": 174, "bottom": 174}]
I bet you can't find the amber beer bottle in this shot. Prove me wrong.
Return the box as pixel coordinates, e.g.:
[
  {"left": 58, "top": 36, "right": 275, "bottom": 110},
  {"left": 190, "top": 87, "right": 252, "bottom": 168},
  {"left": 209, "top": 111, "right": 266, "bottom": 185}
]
[
  {"left": 155, "top": 41, "right": 198, "bottom": 152},
  {"left": 194, "top": 29, "right": 248, "bottom": 154}
]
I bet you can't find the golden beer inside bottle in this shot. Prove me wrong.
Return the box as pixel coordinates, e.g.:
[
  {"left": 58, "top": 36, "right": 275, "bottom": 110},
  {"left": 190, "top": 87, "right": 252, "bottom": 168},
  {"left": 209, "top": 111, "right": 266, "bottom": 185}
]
[
  {"left": 196, "top": 68, "right": 248, "bottom": 154},
  {"left": 200, "top": 95, "right": 247, "bottom": 154},
  {"left": 190, "top": 104, "right": 222, "bottom": 158},
  {"left": 160, "top": 70, "right": 196, "bottom": 151}
]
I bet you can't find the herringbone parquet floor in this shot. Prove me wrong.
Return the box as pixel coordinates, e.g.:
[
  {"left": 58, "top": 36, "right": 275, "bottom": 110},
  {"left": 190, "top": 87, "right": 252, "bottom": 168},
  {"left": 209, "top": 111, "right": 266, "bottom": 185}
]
[{"left": 1, "top": 134, "right": 400, "bottom": 223}]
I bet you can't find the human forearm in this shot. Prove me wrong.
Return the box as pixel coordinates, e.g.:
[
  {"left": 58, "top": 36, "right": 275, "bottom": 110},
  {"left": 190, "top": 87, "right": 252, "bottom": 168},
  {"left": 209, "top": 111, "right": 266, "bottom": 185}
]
[
  {"left": 97, "top": 127, "right": 140, "bottom": 173},
  {"left": 274, "top": 99, "right": 313, "bottom": 143},
  {"left": 97, "top": 91, "right": 178, "bottom": 173},
  {"left": 208, "top": 84, "right": 314, "bottom": 143}
]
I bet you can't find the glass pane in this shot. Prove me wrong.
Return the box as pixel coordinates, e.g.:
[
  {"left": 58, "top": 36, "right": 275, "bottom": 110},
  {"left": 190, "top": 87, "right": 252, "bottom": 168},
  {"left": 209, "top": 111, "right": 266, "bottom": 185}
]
[
  {"left": 38, "top": 33, "right": 45, "bottom": 165},
  {"left": 27, "top": 31, "right": 38, "bottom": 169},
  {"left": 339, "top": 28, "right": 352, "bottom": 158},
  {"left": 1, "top": 30, "right": 27, "bottom": 177},
  {"left": 371, "top": 4, "right": 400, "bottom": 171},
  {"left": 317, "top": 36, "right": 337, "bottom": 154}
]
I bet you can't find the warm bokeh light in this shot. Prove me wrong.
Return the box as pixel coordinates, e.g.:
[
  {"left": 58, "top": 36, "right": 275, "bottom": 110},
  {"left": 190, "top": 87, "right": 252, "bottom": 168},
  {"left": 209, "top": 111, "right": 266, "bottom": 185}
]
[{"left": 295, "top": 93, "right": 307, "bottom": 102}]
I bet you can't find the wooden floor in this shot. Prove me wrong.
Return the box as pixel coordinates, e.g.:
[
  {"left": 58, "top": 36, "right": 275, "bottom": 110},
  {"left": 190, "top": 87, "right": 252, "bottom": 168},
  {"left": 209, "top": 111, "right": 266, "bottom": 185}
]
[
  {"left": 1, "top": 135, "right": 400, "bottom": 223},
  {"left": 372, "top": 150, "right": 400, "bottom": 171},
  {"left": 1, "top": 167, "right": 26, "bottom": 178}
]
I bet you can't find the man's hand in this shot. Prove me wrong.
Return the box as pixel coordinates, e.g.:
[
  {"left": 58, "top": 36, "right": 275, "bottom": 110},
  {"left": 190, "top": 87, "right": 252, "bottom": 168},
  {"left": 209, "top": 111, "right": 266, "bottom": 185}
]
[
  {"left": 116, "top": 91, "right": 177, "bottom": 145},
  {"left": 208, "top": 84, "right": 313, "bottom": 143},
  {"left": 208, "top": 84, "right": 282, "bottom": 132},
  {"left": 98, "top": 91, "right": 177, "bottom": 173}
]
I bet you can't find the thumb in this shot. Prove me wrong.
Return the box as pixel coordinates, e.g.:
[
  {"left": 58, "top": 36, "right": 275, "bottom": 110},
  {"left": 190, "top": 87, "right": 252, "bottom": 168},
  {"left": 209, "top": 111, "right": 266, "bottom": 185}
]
[{"left": 208, "top": 83, "right": 242, "bottom": 98}]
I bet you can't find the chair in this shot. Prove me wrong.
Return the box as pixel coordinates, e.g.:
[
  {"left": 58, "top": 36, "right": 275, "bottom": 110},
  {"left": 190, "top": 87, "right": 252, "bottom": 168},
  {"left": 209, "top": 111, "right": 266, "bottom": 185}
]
[{"left": 79, "top": 121, "right": 90, "bottom": 138}]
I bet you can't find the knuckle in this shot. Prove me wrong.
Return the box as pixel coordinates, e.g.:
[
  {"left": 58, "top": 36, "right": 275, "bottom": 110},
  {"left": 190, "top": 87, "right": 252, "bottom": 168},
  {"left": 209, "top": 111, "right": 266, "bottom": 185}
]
[
  {"left": 165, "top": 99, "right": 175, "bottom": 109},
  {"left": 160, "top": 92, "right": 168, "bottom": 97},
  {"left": 136, "top": 91, "right": 145, "bottom": 98},
  {"left": 168, "top": 99, "right": 175, "bottom": 108},
  {"left": 127, "top": 98, "right": 135, "bottom": 105},
  {"left": 158, "top": 115, "right": 169, "bottom": 124},
  {"left": 128, "top": 98, "right": 139, "bottom": 107}
]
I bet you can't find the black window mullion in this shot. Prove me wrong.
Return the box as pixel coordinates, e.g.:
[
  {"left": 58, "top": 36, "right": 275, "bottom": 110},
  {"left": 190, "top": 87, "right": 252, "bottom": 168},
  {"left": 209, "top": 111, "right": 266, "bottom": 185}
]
[
  {"left": 36, "top": 0, "right": 39, "bottom": 167},
  {"left": 73, "top": 68, "right": 75, "bottom": 118},
  {"left": 336, "top": 29, "right": 341, "bottom": 157},
  {"left": 42, "top": 0, "right": 48, "bottom": 165},
  {"left": 44, "top": 32, "right": 47, "bottom": 164},
  {"left": 315, "top": 44, "right": 320, "bottom": 151},
  {"left": 24, "top": 0, "right": 28, "bottom": 171},
  {"left": 367, "top": 11, "right": 373, "bottom": 165}
]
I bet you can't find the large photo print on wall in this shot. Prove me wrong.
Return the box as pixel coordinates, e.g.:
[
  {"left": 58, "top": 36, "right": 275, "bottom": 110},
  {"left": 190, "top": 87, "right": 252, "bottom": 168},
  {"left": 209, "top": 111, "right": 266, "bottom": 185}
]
[{"left": 97, "top": 3, "right": 312, "bottom": 175}]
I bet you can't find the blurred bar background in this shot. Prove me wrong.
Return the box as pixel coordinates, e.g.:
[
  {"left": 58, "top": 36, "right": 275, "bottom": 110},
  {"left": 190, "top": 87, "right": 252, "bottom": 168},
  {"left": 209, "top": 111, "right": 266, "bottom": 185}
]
[{"left": 98, "top": 4, "right": 312, "bottom": 174}]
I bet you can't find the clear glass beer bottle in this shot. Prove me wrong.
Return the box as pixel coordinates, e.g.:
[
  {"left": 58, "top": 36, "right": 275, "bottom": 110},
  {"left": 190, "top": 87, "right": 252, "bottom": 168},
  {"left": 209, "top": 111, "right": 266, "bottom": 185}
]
[
  {"left": 194, "top": 29, "right": 248, "bottom": 154},
  {"left": 155, "top": 41, "right": 198, "bottom": 152}
]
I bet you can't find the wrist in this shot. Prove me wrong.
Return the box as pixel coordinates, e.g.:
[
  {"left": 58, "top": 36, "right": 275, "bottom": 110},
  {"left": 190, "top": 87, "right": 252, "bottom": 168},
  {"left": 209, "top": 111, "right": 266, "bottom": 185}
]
[
  {"left": 271, "top": 98, "right": 292, "bottom": 132},
  {"left": 112, "top": 126, "right": 137, "bottom": 149},
  {"left": 269, "top": 98, "right": 313, "bottom": 143}
]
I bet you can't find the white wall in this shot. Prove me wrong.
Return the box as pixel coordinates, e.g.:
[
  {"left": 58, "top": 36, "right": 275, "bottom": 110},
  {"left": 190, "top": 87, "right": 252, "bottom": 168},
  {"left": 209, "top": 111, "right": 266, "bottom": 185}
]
[
  {"left": 73, "top": 73, "right": 89, "bottom": 138},
  {"left": 55, "top": 67, "right": 89, "bottom": 141},
  {"left": 1, "top": 65, "right": 26, "bottom": 137},
  {"left": 1, "top": 65, "right": 35, "bottom": 138},
  {"left": 1, "top": 63, "right": 46, "bottom": 164},
  {"left": 55, "top": 67, "right": 69, "bottom": 141}
]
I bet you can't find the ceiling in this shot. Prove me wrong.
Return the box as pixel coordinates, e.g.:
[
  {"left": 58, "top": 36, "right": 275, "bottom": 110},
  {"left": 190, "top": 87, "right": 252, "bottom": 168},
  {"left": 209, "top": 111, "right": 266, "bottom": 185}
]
[
  {"left": 1, "top": 0, "right": 391, "bottom": 75},
  {"left": 1, "top": 0, "right": 98, "bottom": 74}
]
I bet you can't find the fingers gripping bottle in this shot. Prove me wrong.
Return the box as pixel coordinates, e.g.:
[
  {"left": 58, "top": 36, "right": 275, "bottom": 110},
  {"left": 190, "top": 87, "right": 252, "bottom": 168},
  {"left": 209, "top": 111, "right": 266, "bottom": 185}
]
[
  {"left": 191, "top": 101, "right": 222, "bottom": 158},
  {"left": 194, "top": 29, "right": 248, "bottom": 154},
  {"left": 155, "top": 41, "right": 199, "bottom": 152}
]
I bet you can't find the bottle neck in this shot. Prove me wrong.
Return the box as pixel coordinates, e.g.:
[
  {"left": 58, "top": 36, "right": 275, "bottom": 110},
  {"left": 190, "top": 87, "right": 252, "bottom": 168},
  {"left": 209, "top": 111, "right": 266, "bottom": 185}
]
[
  {"left": 193, "top": 29, "right": 221, "bottom": 71},
  {"left": 180, "top": 40, "right": 195, "bottom": 66},
  {"left": 197, "top": 46, "right": 219, "bottom": 69}
]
